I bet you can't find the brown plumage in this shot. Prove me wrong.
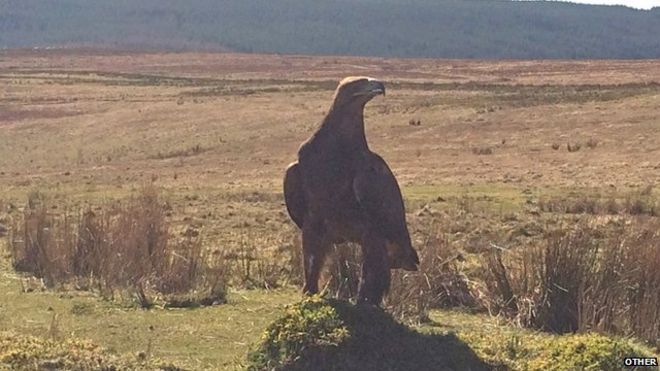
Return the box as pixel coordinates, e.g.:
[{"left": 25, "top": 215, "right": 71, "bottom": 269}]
[{"left": 284, "top": 76, "right": 419, "bottom": 305}]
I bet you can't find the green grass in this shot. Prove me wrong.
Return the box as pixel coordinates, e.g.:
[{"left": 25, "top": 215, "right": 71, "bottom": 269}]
[
  {"left": 1, "top": 239, "right": 657, "bottom": 370},
  {"left": 0, "top": 331, "right": 180, "bottom": 370},
  {"left": 426, "top": 311, "right": 658, "bottom": 370},
  {"left": 0, "top": 246, "right": 297, "bottom": 369},
  {"left": 2, "top": 59, "right": 660, "bottom": 370},
  {"left": 403, "top": 183, "right": 528, "bottom": 212},
  {"left": 247, "top": 296, "right": 491, "bottom": 370}
]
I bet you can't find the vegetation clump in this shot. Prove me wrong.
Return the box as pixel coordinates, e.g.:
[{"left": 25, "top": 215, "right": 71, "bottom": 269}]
[
  {"left": 527, "top": 334, "right": 654, "bottom": 371},
  {"left": 0, "top": 331, "right": 181, "bottom": 370},
  {"left": 247, "top": 296, "right": 489, "bottom": 371},
  {"left": 460, "top": 329, "right": 656, "bottom": 371},
  {"left": 483, "top": 219, "right": 660, "bottom": 346},
  {"left": 248, "top": 297, "right": 658, "bottom": 371},
  {"left": 247, "top": 296, "right": 349, "bottom": 370},
  {"left": 7, "top": 187, "right": 228, "bottom": 308}
]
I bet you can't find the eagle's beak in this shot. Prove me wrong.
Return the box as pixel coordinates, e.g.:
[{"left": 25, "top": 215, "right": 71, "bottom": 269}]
[
  {"left": 366, "top": 79, "right": 386, "bottom": 96},
  {"left": 353, "top": 78, "right": 386, "bottom": 97}
]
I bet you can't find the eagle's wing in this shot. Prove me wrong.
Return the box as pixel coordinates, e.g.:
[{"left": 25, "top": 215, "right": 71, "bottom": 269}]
[
  {"left": 353, "top": 153, "right": 419, "bottom": 270},
  {"left": 284, "top": 161, "right": 305, "bottom": 229}
]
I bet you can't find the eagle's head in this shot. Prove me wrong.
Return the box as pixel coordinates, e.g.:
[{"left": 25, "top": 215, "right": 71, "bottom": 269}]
[{"left": 332, "top": 76, "right": 385, "bottom": 110}]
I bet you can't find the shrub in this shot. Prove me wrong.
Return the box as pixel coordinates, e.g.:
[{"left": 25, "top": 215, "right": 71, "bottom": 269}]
[
  {"left": 9, "top": 201, "right": 76, "bottom": 287},
  {"left": 459, "top": 328, "right": 656, "bottom": 371},
  {"left": 526, "top": 334, "right": 653, "bottom": 371}
]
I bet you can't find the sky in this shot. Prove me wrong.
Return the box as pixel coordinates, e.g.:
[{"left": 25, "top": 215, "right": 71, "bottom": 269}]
[{"left": 551, "top": 0, "right": 660, "bottom": 8}]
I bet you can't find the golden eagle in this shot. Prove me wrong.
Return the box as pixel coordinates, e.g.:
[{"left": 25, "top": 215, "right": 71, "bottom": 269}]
[{"left": 283, "top": 76, "right": 419, "bottom": 305}]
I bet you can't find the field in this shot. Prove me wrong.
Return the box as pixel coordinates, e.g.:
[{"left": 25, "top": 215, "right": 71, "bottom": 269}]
[{"left": 1, "top": 49, "right": 659, "bottom": 369}]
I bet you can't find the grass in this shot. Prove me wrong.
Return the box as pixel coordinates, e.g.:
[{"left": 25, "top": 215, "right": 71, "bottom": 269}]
[
  {"left": 483, "top": 219, "right": 660, "bottom": 344},
  {"left": 247, "top": 297, "right": 656, "bottom": 370},
  {"left": 1, "top": 237, "right": 658, "bottom": 369},
  {"left": 8, "top": 187, "right": 229, "bottom": 309},
  {"left": 247, "top": 296, "right": 490, "bottom": 371},
  {"left": 0, "top": 331, "right": 182, "bottom": 370},
  {"left": 2, "top": 51, "right": 660, "bottom": 369},
  {"left": 0, "top": 247, "right": 297, "bottom": 368},
  {"left": 428, "top": 310, "right": 656, "bottom": 371}
]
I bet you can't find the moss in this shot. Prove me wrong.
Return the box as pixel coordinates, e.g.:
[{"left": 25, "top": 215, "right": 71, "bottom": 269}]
[
  {"left": 246, "top": 296, "right": 349, "bottom": 370},
  {"left": 246, "top": 296, "right": 490, "bottom": 371},
  {"left": 528, "top": 333, "right": 655, "bottom": 371},
  {"left": 0, "top": 331, "right": 180, "bottom": 370},
  {"left": 454, "top": 317, "right": 656, "bottom": 370},
  {"left": 251, "top": 303, "right": 659, "bottom": 371}
]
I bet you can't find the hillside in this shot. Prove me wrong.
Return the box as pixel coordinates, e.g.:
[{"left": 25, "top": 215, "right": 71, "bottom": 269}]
[{"left": 2, "top": 0, "right": 660, "bottom": 59}]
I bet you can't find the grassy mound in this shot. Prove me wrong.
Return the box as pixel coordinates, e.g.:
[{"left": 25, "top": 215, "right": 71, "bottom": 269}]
[
  {"left": 0, "top": 331, "right": 181, "bottom": 371},
  {"left": 246, "top": 296, "right": 490, "bottom": 371},
  {"left": 247, "top": 297, "right": 658, "bottom": 371},
  {"left": 461, "top": 329, "right": 656, "bottom": 370}
]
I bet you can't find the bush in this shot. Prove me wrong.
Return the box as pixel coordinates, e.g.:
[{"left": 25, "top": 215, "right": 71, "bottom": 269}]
[
  {"left": 526, "top": 334, "right": 652, "bottom": 371},
  {"left": 224, "top": 231, "right": 299, "bottom": 290}
]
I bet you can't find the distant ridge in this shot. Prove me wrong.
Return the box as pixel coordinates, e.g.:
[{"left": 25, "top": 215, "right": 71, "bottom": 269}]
[
  {"left": 2, "top": 0, "right": 660, "bottom": 59},
  {"left": 528, "top": 0, "right": 659, "bottom": 11}
]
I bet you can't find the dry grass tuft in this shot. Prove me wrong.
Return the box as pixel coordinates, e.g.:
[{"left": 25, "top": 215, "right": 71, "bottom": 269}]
[
  {"left": 150, "top": 143, "right": 206, "bottom": 160},
  {"left": 567, "top": 142, "right": 582, "bottom": 152},
  {"left": 8, "top": 186, "right": 228, "bottom": 307},
  {"left": 319, "top": 225, "right": 477, "bottom": 323},
  {"left": 482, "top": 219, "right": 660, "bottom": 346},
  {"left": 322, "top": 243, "right": 362, "bottom": 301},
  {"left": 224, "top": 231, "right": 302, "bottom": 290},
  {"left": 539, "top": 192, "right": 658, "bottom": 217},
  {"left": 586, "top": 137, "right": 599, "bottom": 149},
  {"left": 472, "top": 146, "right": 493, "bottom": 155},
  {"left": 386, "top": 228, "right": 476, "bottom": 323}
]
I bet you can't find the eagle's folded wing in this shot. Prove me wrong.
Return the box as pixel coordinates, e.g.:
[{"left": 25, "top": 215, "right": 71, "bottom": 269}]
[
  {"left": 353, "top": 153, "right": 419, "bottom": 270},
  {"left": 353, "top": 154, "right": 406, "bottom": 237}
]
